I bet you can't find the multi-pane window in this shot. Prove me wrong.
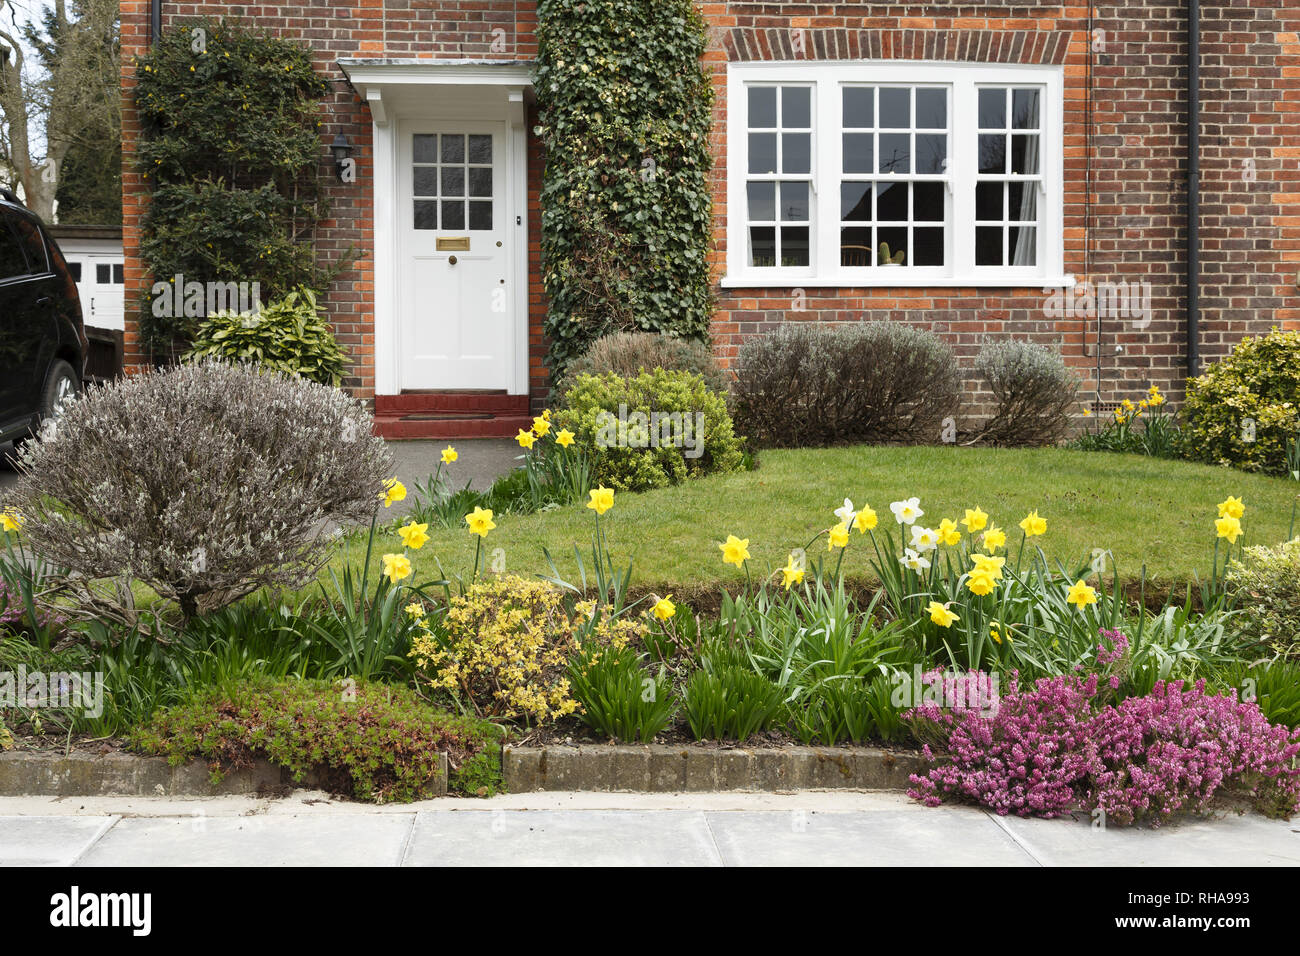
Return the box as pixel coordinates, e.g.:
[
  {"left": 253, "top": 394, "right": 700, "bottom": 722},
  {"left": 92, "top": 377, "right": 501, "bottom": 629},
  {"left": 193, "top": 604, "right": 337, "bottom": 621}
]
[
  {"left": 727, "top": 64, "right": 1063, "bottom": 286},
  {"left": 839, "top": 85, "right": 948, "bottom": 268},
  {"left": 413, "top": 133, "right": 493, "bottom": 232},
  {"left": 745, "top": 85, "right": 812, "bottom": 267},
  {"left": 975, "top": 87, "right": 1042, "bottom": 266}
]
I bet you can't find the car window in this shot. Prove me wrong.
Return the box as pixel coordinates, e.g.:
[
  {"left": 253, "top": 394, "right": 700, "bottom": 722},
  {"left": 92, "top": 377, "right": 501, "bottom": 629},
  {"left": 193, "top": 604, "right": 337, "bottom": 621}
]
[
  {"left": 0, "top": 215, "right": 28, "bottom": 280},
  {"left": 9, "top": 215, "right": 49, "bottom": 273}
]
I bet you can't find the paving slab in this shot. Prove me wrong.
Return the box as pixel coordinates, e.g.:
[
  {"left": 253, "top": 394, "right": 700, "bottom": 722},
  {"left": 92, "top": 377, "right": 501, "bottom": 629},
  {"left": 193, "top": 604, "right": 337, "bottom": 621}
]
[
  {"left": 992, "top": 812, "right": 1300, "bottom": 867},
  {"left": 76, "top": 814, "right": 413, "bottom": 867},
  {"left": 704, "top": 808, "right": 1036, "bottom": 866},
  {"left": 404, "top": 809, "right": 724, "bottom": 866},
  {"left": 0, "top": 815, "right": 118, "bottom": 866}
]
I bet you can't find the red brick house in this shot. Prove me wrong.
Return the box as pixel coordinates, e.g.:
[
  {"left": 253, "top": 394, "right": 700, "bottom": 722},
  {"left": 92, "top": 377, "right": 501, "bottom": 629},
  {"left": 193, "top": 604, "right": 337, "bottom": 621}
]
[{"left": 119, "top": 2, "right": 1300, "bottom": 438}]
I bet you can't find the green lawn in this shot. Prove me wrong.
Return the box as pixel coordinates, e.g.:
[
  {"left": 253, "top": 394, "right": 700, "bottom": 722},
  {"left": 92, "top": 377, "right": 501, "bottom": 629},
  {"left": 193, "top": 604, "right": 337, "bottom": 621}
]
[{"left": 330, "top": 446, "right": 1300, "bottom": 593}]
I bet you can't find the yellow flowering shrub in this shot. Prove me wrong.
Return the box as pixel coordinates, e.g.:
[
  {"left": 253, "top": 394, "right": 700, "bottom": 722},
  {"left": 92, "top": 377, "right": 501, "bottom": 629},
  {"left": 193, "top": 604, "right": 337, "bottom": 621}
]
[{"left": 409, "top": 576, "right": 644, "bottom": 724}]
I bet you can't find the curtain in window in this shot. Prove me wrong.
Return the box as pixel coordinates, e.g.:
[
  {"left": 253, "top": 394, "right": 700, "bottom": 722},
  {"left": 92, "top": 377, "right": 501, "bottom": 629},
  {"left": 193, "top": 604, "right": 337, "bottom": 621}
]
[{"left": 1012, "top": 94, "right": 1040, "bottom": 266}]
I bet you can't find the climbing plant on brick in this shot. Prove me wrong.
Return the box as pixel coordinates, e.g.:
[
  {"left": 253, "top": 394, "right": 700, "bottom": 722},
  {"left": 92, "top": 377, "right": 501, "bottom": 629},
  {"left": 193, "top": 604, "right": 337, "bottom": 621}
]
[
  {"left": 133, "top": 18, "right": 339, "bottom": 357},
  {"left": 534, "top": 0, "right": 714, "bottom": 376}
]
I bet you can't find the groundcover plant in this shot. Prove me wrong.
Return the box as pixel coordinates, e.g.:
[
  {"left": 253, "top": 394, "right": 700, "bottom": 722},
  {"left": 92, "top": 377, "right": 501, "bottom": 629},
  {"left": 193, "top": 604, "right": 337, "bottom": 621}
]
[{"left": 3, "top": 413, "right": 1298, "bottom": 824}]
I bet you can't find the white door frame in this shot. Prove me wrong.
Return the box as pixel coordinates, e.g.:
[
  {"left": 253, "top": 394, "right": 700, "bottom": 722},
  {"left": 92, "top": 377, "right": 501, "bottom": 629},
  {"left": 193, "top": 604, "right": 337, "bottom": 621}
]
[{"left": 341, "top": 60, "right": 532, "bottom": 396}]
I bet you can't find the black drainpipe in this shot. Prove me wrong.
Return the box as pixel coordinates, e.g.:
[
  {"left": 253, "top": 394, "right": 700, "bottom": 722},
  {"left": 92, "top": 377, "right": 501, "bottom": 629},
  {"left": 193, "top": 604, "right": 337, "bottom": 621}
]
[
  {"left": 150, "top": 0, "right": 162, "bottom": 45},
  {"left": 1187, "top": 0, "right": 1201, "bottom": 377}
]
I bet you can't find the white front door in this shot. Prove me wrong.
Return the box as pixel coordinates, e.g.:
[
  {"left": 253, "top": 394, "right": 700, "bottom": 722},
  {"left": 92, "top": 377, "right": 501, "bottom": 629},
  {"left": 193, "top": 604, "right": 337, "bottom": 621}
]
[{"left": 398, "top": 122, "right": 511, "bottom": 390}]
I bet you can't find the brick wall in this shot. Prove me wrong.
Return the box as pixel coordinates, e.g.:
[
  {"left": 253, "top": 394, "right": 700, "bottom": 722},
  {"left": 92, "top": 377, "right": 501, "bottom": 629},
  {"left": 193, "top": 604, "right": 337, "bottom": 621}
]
[
  {"left": 702, "top": 1, "right": 1300, "bottom": 410},
  {"left": 121, "top": 2, "right": 1300, "bottom": 412},
  {"left": 118, "top": 1, "right": 545, "bottom": 402}
]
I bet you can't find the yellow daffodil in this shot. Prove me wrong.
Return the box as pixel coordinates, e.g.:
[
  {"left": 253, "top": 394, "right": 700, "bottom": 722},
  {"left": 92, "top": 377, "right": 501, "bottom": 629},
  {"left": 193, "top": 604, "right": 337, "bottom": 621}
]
[
  {"left": 853, "top": 506, "right": 878, "bottom": 532},
  {"left": 827, "top": 522, "right": 850, "bottom": 550},
  {"left": 516, "top": 428, "right": 537, "bottom": 449},
  {"left": 1018, "top": 510, "right": 1047, "bottom": 537},
  {"left": 441, "top": 446, "right": 458, "bottom": 464},
  {"left": 0, "top": 509, "right": 20, "bottom": 533},
  {"left": 927, "top": 601, "right": 959, "bottom": 628},
  {"left": 780, "top": 553, "right": 805, "bottom": 589},
  {"left": 971, "top": 553, "right": 1006, "bottom": 580},
  {"left": 652, "top": 594, "right": 676, "bottom": 622},
  {"left": 382, "top": 553, "right": 412, "bottom": 584},
  {"left": 465, "top": 506, "right": 496, "bottom": 537},
  {"left": 982, "top": 527, "right": 1007, "bottom": 552},
  {"left": 1066, "top": 579, "right": 1098, "bottom": 609},
  {"left": 542, "top": 408, "right": 552, "bottom": 421},
  {"left": 555, "top": 429, "right": 575, "bottom": 448},
  {"left": 381, "top": 478, "right": 407, "bottom": 508},
  {"left": 960, "top": 507, "right": 988, "bottom": 533},
  {"left": 1121, "top": 398, "right": 1135, "bottom": 412},
  {"left": 532, "top": 416, "right": 551, "bottom": 437},
  {"left": 966, "top": 570, "right": 997, "bottom": 597},
  {"left": 937, "top": 518, "right": 962, "bottom": 546},
  {"left": 398, "top": 521, "right": 430, "bottom": 550},
  {"left": 1215, "top": 515, "right": 1242, "bottom": 545},
  {"left": 1217, "top": 496, "right": 1245, "bottom": 520},
  {"left": 720, "top": 534, "right": 751, "bottom": 567},
  {"left": 587, "top": 486, "right": 614, "bottom": 515}
]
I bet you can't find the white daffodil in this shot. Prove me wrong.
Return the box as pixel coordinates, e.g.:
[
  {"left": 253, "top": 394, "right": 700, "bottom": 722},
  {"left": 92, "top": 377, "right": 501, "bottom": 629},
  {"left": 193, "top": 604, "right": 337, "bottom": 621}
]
[
  {"left": 834, "top": 498, "right": 857, "bottom": 526},
  {"left": 910, "top": 525, "right": 939, "bottom": 552},
  {"left": 899, "top": 548, "right": 931, "bottom": 571},
  {"left": 891, "top": 497, "right": 923, "bottom": 525}
]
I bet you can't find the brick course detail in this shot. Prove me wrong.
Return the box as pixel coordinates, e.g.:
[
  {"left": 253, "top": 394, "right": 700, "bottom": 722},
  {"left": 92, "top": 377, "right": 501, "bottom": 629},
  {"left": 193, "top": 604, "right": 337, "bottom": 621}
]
[{"left": 119, "top": 2, "right": 1300, "bottom": 413}]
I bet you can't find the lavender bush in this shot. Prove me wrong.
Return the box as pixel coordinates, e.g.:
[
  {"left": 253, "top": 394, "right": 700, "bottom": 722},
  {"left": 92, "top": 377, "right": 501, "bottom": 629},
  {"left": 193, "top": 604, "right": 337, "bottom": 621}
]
[
  {"left": 906, "top": 630, "right": 1300, "bottom": 825},
  {"left": 9, "top": 361, "right": 392, "bottom": 621}
]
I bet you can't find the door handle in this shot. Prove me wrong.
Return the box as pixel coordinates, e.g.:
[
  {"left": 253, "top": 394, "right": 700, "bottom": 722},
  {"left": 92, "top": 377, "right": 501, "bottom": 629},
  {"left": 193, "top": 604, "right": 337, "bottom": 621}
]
[
  {"left": 36, "top": 296, "right": 51, "bottom": 306},
  {"left": 448, "top": 256, "right": 458, "bottom": 266}
]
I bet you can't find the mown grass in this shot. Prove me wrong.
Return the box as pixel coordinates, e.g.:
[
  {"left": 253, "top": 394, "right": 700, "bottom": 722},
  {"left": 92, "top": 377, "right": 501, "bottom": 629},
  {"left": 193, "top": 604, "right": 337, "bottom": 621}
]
[{"left": 321, "top": 445, "right": 1300, "bottom": 593}]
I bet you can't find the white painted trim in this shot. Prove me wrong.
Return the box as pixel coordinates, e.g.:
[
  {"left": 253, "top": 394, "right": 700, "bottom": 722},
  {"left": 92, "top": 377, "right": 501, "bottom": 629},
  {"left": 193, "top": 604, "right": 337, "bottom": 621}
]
[
  {"left": 355, "top": 62, "right": 534, "bottom": 396},
  {"left": 373, "top": 115, "right": 398, "bottom": 395},
  {"left": 724, "top": 60, "right": 1066, "bottom": 290},
  {"left": 340, "top": 59, "right": 534, "bottom": 89}
]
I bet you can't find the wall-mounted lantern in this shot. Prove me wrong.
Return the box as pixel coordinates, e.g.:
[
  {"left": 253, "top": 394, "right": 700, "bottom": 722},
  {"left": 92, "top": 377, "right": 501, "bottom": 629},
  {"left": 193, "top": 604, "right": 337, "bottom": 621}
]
[{"left": 331, "top": 134, "right": 354, "bottom": 182}]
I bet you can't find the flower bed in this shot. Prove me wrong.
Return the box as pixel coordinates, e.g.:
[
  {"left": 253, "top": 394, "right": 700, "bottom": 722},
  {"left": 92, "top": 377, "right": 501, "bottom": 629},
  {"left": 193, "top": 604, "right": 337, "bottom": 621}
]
[{"left": 3, "top": 417, "right": 1298, "bottom": 819}]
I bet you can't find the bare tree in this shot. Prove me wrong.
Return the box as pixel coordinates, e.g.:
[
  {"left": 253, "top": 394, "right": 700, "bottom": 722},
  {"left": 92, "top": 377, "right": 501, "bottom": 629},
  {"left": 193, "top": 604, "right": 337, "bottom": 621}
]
[{"left": 0, "top": 0, "right": 119, "bottom": 220}]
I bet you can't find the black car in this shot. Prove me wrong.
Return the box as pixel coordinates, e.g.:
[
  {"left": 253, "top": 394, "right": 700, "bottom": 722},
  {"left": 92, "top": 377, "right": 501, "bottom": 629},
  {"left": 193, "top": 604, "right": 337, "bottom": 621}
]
[{"left": 0, "top": 189, "right": 87, "bottom": 448}]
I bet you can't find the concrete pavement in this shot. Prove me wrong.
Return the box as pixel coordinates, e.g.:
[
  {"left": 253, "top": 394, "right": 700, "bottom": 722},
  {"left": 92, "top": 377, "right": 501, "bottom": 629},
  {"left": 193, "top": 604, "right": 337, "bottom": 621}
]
[{"left": 2, "top": 790, "right": 1297, "bottom": 866}]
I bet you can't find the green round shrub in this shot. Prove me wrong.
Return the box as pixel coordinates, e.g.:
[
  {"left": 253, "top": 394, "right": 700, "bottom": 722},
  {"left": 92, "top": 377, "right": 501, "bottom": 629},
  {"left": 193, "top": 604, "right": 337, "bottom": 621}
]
[
  {"left": 1182, "top": 328, "right": 1300, "bottom": 474},
  {"left": 183, "top": 287, "right": 348, "bottom": 386},
  {"left": 554, "top": 369, "right": 745, "bottom": 491}
]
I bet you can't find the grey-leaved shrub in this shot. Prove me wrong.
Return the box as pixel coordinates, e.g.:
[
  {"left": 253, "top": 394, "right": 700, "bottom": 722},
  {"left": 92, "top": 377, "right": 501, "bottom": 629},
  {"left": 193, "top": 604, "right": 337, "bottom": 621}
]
[
  {"left": 555, "top": 331, "right": 728, "bottom": 398},
  {"left": 10, "top": 361, "right": 392, "bottom": 620},
  {"left": 972, "top": 339, "right": 1080, "bottom": 446},
  {"left": 730, "top": 322, "right": 963, "bottom": 447}
]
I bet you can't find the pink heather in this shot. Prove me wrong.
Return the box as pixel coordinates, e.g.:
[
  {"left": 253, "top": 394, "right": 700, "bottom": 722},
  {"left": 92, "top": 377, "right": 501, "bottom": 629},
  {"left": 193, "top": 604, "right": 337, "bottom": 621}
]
[{"left": 904, "top": 630, "right": 1300, "bottom": 825}]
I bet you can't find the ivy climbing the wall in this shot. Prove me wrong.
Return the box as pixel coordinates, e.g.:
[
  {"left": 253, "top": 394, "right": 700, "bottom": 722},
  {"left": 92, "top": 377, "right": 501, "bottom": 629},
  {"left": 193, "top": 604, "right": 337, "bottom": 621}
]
[
  {"left": 535, "top": 0, "right": 715, "bottom": 378},
  {"left": 133, "top": 19, "right": 340, "bottom": 358}
]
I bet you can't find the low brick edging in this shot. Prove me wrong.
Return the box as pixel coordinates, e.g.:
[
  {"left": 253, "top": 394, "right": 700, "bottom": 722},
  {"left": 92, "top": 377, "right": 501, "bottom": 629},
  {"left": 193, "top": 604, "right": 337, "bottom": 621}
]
[
  {"left": 0, "top": 746, "right": 921, "bottom": 797},
  {"left": 502, "top": 744, "right": 926, "bottom": 793},
  {"left": 0, "top": 751, "right": 449, "bottom": 798}
]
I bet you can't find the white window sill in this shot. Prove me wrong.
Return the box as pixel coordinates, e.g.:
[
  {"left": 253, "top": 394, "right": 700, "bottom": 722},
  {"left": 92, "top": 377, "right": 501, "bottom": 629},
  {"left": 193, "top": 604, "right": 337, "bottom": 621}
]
[{"left": 719, "top": 273, "right": 1077, "bottom": 290}]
